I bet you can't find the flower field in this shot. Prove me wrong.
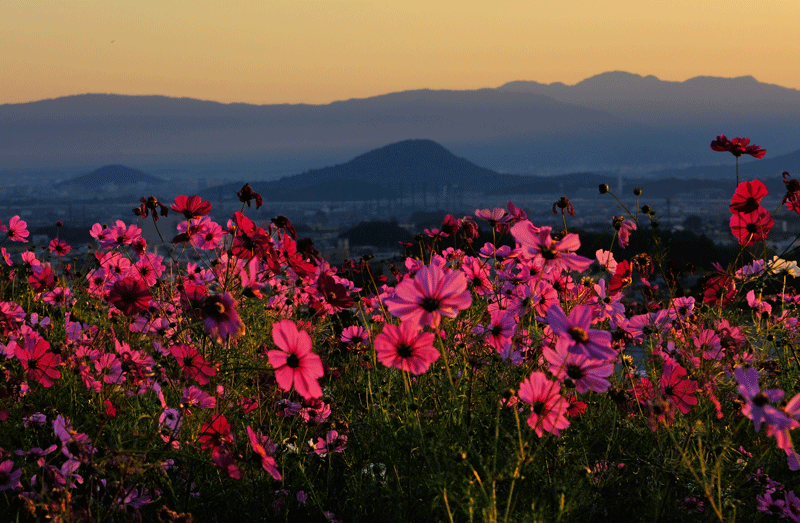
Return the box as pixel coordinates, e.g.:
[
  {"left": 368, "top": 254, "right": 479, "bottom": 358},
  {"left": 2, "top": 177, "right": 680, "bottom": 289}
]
[{"left": 2, "top": 139, "right": 800, "bottom": 522}]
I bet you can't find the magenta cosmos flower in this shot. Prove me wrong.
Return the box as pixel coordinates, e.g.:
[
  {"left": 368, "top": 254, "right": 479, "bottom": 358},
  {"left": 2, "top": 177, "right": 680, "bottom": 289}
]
[
  {"left": 14, "top": 334, "right": 61, "bottom": 387},
  {"left": 374, "top": 321, "right": 440, "bottom": 375},
  {"left": 518, "top": 371, "right": 570, "bottom": 437},
  {"left": 729, "top": 180, "right": 768, "bottom": 214},
  {"left": 268, "top": 320, "right": 324, "bottom": 400},
  {"left": 511, "top": 223, "right": 592, "bottom": 274},
  {"left": 384, "top": 264, "right": 472, "bottom": 328},
  {"left": 730, "top": 208, "right": 774, "bottom": 246},
  {"left": 171, "top": 194, "right": 212, "bottom": 219},
  {"left": 6, "top": 216, "right": 29, "bottom": 243}
]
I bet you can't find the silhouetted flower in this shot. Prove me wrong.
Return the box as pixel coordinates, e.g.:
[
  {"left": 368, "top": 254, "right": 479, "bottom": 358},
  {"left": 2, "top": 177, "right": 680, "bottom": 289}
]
[
  {"left": 710, "top": 135, "right": 766, "bottom": 158},
  {"left": 238, "top": 183, "right": 263, "bottom": 209}
]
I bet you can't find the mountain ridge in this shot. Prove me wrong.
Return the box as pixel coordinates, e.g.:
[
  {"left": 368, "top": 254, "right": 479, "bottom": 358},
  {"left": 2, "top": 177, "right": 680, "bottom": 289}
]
[{"left": 4, "top": 72, "right": 800, "bottom": 176}]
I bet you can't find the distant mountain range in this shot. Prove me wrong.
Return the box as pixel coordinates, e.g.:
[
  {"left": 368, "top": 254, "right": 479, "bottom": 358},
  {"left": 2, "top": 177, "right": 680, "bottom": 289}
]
[
  {"left": 2, "top": 71, "right": 800, "bottom": 176},
  {"left": 56, "top": 164, "right": 163, "bottom": 189}
]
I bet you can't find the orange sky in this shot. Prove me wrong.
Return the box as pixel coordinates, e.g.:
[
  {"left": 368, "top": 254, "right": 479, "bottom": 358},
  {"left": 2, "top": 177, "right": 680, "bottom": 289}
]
[{"left": 3, "top": 0, "right": 800, "bottom": 106}]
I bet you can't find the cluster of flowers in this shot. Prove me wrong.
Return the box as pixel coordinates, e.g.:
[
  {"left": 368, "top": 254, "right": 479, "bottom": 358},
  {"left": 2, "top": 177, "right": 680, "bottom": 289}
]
[{"left": 1, "top": 135, "right": 800, "bottom": 519}]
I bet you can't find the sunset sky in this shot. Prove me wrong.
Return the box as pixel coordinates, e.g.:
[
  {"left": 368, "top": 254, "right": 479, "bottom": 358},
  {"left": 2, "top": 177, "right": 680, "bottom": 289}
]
[{"left": 4, "top": 0, "right": 800, "bottom": 106}]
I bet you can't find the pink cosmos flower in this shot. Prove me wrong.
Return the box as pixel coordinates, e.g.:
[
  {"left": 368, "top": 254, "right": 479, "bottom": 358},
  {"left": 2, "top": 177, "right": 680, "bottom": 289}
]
[
  {"left": 95, "top": 353, "right": 125, "bottom": 384},
  {"left": 543, "top": 342, "right": 613, "bottom": 393},
  {"left": 474, "top": 207, "right": 511, "bottom": 230},
  {"left": 735, "top": 367, "right": 793, "bottom": 433},
  {"left": 313, "top": 430, "right": 348, "bottom": 457},
  {"left": 518, "top": 371, "right": 570, "bottom": 437},
  {"left": 473, "top": 310, "right": 517, "bottom": 353},
  {"left": 374, "top": 321, "right": 440, "bottom": 374},
  {"left": 384, "top": 264, "right": 472, "bottom": 328},
  {"left": 181, "top": 386, "right": 216, "bottom": 412},
  {"left": 247, "top": 426, "right": 282, "bottom": 480},
  {"left": 171, "top": 194, "right": 212, "bottom": 219},
  {"left": 99, "top": 221, "right": 142, "bottom": 249},
  {"left": 546, "top": 304, "right": 616, "bottom": 361},
  {"left": 268, "top": 320, "right": 324, "bottom": 399},
  {"left": 595, "top": 249, "right": 617, "bottom": 273},
  {"left": 28, "top": 265, "right": 56, "bottom": 294},
  {"left": 171, "top": 344, "right": 217, "bottom": 385},
  {"left": 14, "top": 334, "right": 61, "bottom": 387},
  {"left": 340, "top": 325, "right": 370, "bottom": 347},
  {"left": 48, "top": 238, "right": 71, "bottom": 256},
  {"left": 660, "top": 363, "right": 698, "bottom": 415},
  {"left": 616, "top": 219, "right": 637, "bottom": 248},
  {"left": 703, "top": 271, "right": 736, "bottom": 307},
  {"left": 694, "top": 329, "right": 723, "bottom": 360},
  {"left": 6, "top": 216, "right": 29, "bottom": 243},
  {"left": 511, "top": 223, "right": 593, "bottom": 274},
  {"left": 194, "top": 220, "right": 225, "bottom": 250}
]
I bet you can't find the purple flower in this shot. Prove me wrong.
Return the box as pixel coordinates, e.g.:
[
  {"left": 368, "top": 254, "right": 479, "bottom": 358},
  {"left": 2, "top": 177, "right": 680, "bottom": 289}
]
[
  {"left": 546, "top": 304, "right": 616, "bottom": 361},
  {"left": 0, "top": 460, "right": 22, "bottom": 490},
  {"left": 201, "top": 293, "right": 245, "bottom": 343},
  {"left": 735, "top": 367, "right": 793, "bottom": 433}
]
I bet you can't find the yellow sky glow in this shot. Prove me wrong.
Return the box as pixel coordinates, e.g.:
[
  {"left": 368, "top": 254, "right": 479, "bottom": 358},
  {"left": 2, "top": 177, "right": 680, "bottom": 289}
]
[{"left": 3, "top": 0, "right": 800, "bottom": 105}]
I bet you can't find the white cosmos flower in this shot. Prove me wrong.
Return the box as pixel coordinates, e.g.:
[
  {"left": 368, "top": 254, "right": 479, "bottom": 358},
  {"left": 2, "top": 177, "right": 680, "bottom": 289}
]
[{"left": 769, "top": 256, "right": 800, "bottom": 277}]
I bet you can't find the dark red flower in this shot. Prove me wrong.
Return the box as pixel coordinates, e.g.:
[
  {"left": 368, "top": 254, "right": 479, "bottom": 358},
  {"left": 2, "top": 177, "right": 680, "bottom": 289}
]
[
  {"left": 28, "top": 265, "right": 56, "bottom": 293},
  {"left": 237, "top": 184, "right": 263, "bottom": 209},
  {"left": 179, "top": 280, "right": 208, "bottom": 317},
  {"left": 271, "top": 215, "right": 297, "bottom": 239},
  {"left": 553, "top": 196, "right": 575, "bottom": 217},
  {"left": 134, "top": 196, "right": 170, "bottom": 221},
  {"left": 729, "top": 180, "right": 768, "bottom": 214},
  {"left": 197, "top": 414, "right": 233, "bottom": 450},
  {"left": 231, "top": 212, "right": 272, "bottom": 260},
  {"left": 608, "top": 260, "right": 632, "bottom": 295},
  {"left": 107, "top": 276, "right": 152, "bottom": 316},
  {"left": 703, "top": 272, "right": 736, "bottom": 307},
  {"left": 730, "top": 208, "right": 774, "bottom": 246},
  {"left": 782, "top": 171, "right": 800, "bottom": 205},
  {"left": 316, "top": 274, "right": 354, "bottom": 311},
  {"left": 172, "top": 195, "right": 212, "bottom": 219},
  {"left": 710, "top": 135, "right": 766, "bottom": 159}
]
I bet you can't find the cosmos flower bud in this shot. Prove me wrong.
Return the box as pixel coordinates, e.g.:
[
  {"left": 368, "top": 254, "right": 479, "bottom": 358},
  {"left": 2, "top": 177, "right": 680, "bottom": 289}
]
[{"left": 599, "top": 184, "right": 609, "bottom": 194}]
